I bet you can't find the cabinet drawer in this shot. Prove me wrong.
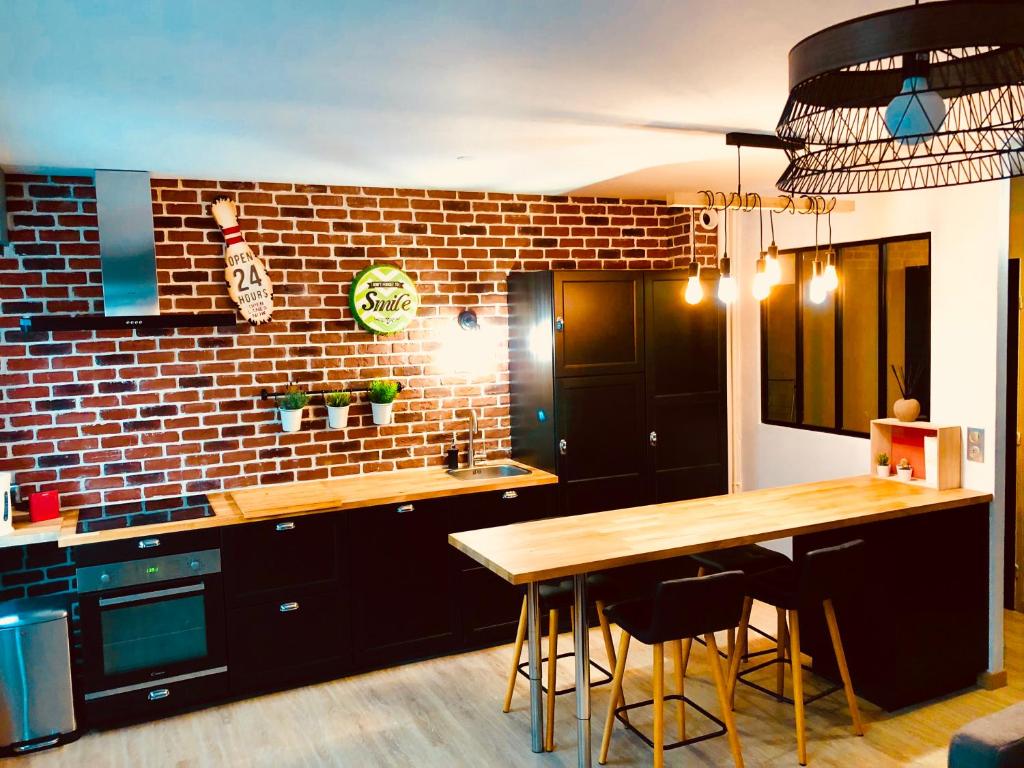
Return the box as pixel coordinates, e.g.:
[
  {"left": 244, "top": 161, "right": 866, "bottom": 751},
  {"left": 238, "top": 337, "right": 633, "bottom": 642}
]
[
  {"left": 452, "top": 485, "right": 555, "bottom": 569},
  {"left": 224, "top": 514, "right": 339, "bottom": 605},
  {"left": 228, "top": 592, "right": 346, "bottom": 686},
  {"left": 82, "top": 669, "right": 228, "bottom": 728}
]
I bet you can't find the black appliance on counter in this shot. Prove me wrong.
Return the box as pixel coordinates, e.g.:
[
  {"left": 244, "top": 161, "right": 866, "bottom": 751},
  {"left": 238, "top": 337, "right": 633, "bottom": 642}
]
[{"left": 75, "top": 529, "right": 227, "bottom": 726}]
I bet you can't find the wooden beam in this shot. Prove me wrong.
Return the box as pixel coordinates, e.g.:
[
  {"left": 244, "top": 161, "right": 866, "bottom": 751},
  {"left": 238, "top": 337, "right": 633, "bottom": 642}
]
[{"left": 665, "top": 191, "right": 856, "bottom": 214}]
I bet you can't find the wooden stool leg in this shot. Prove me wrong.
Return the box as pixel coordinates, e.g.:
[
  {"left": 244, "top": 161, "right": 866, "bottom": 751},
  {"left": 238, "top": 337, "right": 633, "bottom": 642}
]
[
  {"left": 671, "top": 639, "right": 686, "bottom": 741},
  {"left": 705, "top": 633, "right": 745, "bottom": 768},
  {"left": 596, "top": 601, "right": 629, "bottom": 724},
  {"left": 775, "top": 607, "right": 787, "bottom": 699},
  {"left": 599, "top": 631, "right": 631, "bottom": 765},
  {"left": 823, "top": 599, "right": 864, "bottom": 737},
  {"left": 545, "top": 608, "right": 558, "bottom": 752},
  {"left": 503, "top": 596, "right": 527, "bottom": 713},
  {"left": 653, "top": 642, "right": 665, "bottom": 768},
  {"left": 789, "top": 610, "right": 807, "bottom": 766},
  {"left": 728, "top": 596, "right": 753, "bottom": 708}
]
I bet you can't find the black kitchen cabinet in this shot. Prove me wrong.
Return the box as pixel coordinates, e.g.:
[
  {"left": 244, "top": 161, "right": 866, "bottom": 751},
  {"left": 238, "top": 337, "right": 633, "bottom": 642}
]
[
  {"left": 223, "top": 513, "right": 340, "bottom": 607},
  {"left": 451, "top": 485, "right": 557, "bottom": 648},
  {"left": 510, "top": 270, "right": 728, "bottom": 513},
  {"left": 349, "top": 497, "right": 461, "bottom": 668}
]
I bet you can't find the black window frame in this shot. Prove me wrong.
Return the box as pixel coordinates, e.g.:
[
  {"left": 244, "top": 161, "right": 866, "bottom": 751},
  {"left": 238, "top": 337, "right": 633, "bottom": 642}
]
[{"left": 759, "top": 232, "right": 932, "bottom": 438}]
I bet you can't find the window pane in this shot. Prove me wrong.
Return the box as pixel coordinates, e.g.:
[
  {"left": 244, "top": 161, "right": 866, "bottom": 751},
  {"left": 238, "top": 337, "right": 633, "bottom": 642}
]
[
  {"left": 763, "top": 251, "right": 797, "bottom": 422},
  {"left": 885, "top": 239, "right": 931, "bottom": 419},
  {"left": 801, "top": 251, "right": 836, "bottom": 429},
  {"left": 841, "top": 244, "right": 880, "bottom": 433}
]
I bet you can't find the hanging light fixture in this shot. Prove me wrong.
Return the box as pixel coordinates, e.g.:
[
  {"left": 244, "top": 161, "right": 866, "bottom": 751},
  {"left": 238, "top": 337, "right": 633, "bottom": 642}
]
[
  {"left": 776, "top": 1, "right": 1024, "bottom": 194},
  {"left": 685, "top": 260, "right": 703, "bottom": 304},
  {"left": 717, "top": 205, "right": 737, "bottom": 304},
  {"left": 808, "top": 213, "right": 827, "bottom": 304},
  {"left": 765, "top": 210, "right": 782, "bottom": 286},
  {"left": 751, "top": 196, "right": 772, "bottom": 301},
  {"left": 822, "top": 211, "right": 839, "bottom": 292}
]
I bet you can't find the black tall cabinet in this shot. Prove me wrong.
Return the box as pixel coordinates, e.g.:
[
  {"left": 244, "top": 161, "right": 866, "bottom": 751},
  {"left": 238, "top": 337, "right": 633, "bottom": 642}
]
[{"left": 509, "top": 270, "right": 728, "bottom": 515}]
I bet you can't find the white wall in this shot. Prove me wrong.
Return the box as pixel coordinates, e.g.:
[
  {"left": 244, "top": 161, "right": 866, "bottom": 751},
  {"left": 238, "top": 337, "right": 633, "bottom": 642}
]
[{"left": 729, "top": 182, "right": 1011, "bottom": 673}]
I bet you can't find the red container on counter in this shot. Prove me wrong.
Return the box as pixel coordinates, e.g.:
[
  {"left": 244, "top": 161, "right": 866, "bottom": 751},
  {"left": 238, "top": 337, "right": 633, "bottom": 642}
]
[{"left": 29, "top": 490, "right": 60, "bottom": 522}]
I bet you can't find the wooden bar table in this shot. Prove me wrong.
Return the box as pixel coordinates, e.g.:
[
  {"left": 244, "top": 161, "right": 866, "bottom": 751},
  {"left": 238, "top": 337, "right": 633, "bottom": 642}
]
[{"left": 449, "top": 476, "right": 992, "bottom": 768}]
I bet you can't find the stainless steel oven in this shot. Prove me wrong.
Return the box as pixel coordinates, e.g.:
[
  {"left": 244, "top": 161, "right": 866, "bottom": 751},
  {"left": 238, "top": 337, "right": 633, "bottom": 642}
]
[{"left": 75, "top": 530, "right": 227, "bottom": 725}]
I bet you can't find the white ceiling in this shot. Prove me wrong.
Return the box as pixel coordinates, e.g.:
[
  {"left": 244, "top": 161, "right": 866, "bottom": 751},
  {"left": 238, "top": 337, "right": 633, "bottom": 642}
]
[{"left": 0, "top": 0, "right": 899, "bottom": 198}]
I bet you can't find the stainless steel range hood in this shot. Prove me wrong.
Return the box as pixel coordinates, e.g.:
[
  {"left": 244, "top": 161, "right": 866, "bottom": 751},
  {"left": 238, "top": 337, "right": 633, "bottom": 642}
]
[{"left": 19, "top": 170, "right": 236, "bottom": 333}]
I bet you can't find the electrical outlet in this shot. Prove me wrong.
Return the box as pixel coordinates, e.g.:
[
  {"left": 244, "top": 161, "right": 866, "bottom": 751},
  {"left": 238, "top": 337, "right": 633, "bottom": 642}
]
[{"left": 966, "top": 427, "right": 985, "bottom": 463}]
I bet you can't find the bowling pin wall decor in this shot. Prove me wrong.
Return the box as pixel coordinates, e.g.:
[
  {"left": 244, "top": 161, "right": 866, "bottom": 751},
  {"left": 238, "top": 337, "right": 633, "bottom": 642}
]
[{"left": 210, "top": 197, "right": 275, "bottom": 324}]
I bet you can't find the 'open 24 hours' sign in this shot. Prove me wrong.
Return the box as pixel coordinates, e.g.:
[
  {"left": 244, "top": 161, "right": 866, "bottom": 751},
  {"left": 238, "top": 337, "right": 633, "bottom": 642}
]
[{"left": 349, "top": 265, "right": 419, "bottom": 335}]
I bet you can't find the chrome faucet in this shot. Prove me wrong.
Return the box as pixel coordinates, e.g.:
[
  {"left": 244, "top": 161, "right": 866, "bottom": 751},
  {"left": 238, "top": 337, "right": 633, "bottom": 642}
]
[{"left": 458, "top": 408, "right": 478, "bottom": 468}]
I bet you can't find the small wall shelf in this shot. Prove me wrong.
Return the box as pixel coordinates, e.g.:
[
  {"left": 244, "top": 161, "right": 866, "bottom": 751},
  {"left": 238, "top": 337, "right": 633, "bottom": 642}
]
[
  {"left": 869, "top": 418, "right": 961, "bottom": 490},
  {"left": 259, "top": 383, "right": 405, "bottom": 402}
]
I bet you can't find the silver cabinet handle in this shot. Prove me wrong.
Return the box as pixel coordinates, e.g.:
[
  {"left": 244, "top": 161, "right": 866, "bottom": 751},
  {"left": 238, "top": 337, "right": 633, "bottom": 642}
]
[
  {"left": 138, "top": 538, "right": 160, "bottom": 549},
  {"left": 559, "top": 439, "right": 567, "bottom": 456},
  {"left": 502, "top": 490, "right": 518, "bottom": 500},
  {"left": 279, "top": 602, "right": 300, "bottom": 613},
  {"left": 275, "top": 521, "right": 295, "bottom": 532},
  {"left": 147, "top": 688, "right": 170, "bottom": 701},
  {"left": 649, "top": 431, "right": 658, "bottom": 447},
  {"left": 555, "top": 316, "right": 564, "bottom": 332},
  {"left": 397, "top": 504, "right": 414, "bottom": 513}
]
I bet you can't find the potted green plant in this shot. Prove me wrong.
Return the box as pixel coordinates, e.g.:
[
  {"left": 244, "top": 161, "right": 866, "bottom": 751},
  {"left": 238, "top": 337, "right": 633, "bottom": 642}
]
[
  {"left": 876, "top": 452, "right": 890, "bottom": 478},
  {"left": 278, "top": 387, "right": 310, "bottom": 433},
  {"left": 368, "top": 379, "right": 399, "bottom": 425},
  {"left": 324, "top": 391, "right": 351, "bottom": 430},
  {"left": 896, "top": 457, "right": 913, "bottom": 481}
]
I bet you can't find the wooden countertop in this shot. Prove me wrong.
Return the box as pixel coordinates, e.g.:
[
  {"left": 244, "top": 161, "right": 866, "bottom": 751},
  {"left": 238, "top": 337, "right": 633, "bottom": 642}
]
[
  {"left": 53, "top": 460, "right": 557, "bottom": 548},
  {"left": 448, "top": 475, "right": 992, "bottom": 585},
  {"left": 0, "top": 511, "right": 70, "bottom": 550}
]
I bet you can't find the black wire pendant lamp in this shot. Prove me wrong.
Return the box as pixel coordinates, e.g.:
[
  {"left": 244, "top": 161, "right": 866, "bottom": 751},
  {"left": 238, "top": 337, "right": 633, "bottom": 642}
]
[{"left": 776, "top": 0, "right": 1024, "bottom": 194}]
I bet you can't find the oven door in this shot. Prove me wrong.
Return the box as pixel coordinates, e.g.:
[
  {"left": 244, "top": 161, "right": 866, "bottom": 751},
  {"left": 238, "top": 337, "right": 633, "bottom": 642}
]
[{"left": 79, "top": 573, "right": 226, "bottom": 697}]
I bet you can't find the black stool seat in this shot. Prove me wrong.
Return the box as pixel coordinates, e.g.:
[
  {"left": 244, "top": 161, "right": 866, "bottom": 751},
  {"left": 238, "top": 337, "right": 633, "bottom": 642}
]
[
  {"left": 691, "top": 544, "right": 791, "bottom": 577},
  {"left": 538, "top": 571, "right": 619, "bottom": 610},
  {"left": 604, "top": 570, "right": 745, "bottom": 645},
  {"left": 746, "top": 565, "right": 800, "bottom": 609}
]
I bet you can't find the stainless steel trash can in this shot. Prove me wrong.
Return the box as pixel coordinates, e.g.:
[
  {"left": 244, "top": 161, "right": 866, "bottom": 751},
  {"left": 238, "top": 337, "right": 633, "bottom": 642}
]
[{"left": 0, "top": 597, "right": 77, "bottom": 756}]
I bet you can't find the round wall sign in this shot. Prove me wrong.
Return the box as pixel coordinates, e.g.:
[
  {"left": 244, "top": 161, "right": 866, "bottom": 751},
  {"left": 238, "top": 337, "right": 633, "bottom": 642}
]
[{"left": 349, "top": 264, "right": 419, "bottom": 335}]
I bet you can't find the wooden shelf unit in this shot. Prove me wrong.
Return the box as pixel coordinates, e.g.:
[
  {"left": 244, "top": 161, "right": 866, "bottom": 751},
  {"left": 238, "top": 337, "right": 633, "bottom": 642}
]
[{"left": 869, "top": 419, "right": 961, "bottom": 490}]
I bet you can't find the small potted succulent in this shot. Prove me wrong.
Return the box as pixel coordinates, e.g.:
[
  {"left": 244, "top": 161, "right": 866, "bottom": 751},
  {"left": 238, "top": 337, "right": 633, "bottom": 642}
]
[
  {"left": 278, "top": 387, "right": 310, "bottom": 433},
  {"left": 324, "top": 391, "right": 351, "bottom": 430},
  {"left": 368, "top": 379, "right": 400, "bottom": 426},
  {"left": 896, "top": 457, "right": 913, "bottom": 481},
  {"left": 875, "top": 452, "right": 890, "bottom": 478}
]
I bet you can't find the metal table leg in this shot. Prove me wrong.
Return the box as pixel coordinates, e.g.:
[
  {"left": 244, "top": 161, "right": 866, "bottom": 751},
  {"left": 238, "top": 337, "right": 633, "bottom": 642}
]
[
  {"left": 573, "top": 573, "right": 592, "bottom": 768},
  {"left": 527, "top": 581, "right": 544, "bottom": 753}
]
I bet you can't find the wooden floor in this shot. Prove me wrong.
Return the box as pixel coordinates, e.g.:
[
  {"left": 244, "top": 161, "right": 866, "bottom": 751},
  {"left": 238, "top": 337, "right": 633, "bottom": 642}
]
[{"left": 8, "top": 606, "right": 1023, "bottom": 767}]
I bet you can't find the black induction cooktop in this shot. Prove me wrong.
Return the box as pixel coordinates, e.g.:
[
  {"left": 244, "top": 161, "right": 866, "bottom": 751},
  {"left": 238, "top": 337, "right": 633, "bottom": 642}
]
[{"left": 75, "top": 495, "right": 214, "bottom": 534}]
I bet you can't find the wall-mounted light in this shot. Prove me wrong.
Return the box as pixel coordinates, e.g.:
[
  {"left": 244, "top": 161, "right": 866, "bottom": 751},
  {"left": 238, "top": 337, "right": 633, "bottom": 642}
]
[{"left": 457, "top": 309, "right": 479, "bottom": 331}]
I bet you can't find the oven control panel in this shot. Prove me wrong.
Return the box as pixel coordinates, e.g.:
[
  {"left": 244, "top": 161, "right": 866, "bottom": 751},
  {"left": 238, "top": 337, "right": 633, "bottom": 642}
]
[{"left": 76, "top": 549, "right": 221, "bottom": 593}]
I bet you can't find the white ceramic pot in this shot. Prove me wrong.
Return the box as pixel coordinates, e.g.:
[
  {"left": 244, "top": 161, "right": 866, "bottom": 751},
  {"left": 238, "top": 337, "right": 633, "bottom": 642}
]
[
  {"left": 371, "top": 402, "right": 394, "bottom": 426},
  {"left": 876, "top": 464, "right": 890, "bottom": 478},
  {"left": 327, "top": 405, "right": 350, "bottom": 430},
  {"left": 896, "top": 466, "right": 913, "bottom": 481},
  {"left": 280, "top": 407, "right": 304, "bottom": 433}
]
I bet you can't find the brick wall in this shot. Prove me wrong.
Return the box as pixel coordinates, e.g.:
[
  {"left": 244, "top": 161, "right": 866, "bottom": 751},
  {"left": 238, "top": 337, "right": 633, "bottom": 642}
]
[{"left": 1, "top": 174, "right": 717, "bottom": 510}]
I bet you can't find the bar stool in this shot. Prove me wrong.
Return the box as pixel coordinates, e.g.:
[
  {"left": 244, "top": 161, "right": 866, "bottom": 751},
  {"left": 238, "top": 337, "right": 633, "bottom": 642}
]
[
  {"left": 599, "top": 571, "right": 746, "bottom": 768},
  {"left": 689, "top": 544, "right": 792, "bottom": 672},
  {"left": 502, "top": 573, "right": 619, "bottom": 751},
  {"left": 735, "top": 539, "right": 866, "bottom": 766}
]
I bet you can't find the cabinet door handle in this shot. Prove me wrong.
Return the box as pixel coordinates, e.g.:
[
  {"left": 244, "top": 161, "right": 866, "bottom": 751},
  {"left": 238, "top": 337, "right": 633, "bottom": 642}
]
[
  {"left": 138, "top": 538, "right": 160, "bottom": 549},
  {"left": 502, "top": 490, "right": 518, "bottom": 500},
  {"left": 279, "top": 602, "right": 300, "bottom": 613},
  {"left": 559, "top": 439, "right": 567, "bottom": 456},
  {"left": 275, "top": 521, "right": 295, "bottom": 532},
  {"left": 555, "top": 316, "right": 564, "bottom": 332},
  {"left": 397, "top": 504, "right": 414, "bottom": 513},
  {"left": 649, "top": 431, "right": 658, "bottom": 447},
  {"left": 147, "top": 688, "right": 170, "bottom": 701}
]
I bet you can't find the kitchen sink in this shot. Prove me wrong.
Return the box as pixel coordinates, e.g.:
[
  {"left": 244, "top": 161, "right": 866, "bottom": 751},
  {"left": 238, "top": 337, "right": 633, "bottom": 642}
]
[{"left": 447, "top": 464, "right": 531, "bottom": 480}]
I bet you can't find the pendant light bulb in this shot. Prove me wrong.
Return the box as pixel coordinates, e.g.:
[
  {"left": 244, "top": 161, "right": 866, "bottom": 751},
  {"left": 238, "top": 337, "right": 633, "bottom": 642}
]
[
  {"left": 684, "top": 261, "right": 703, "bottom": 305},
  {"left": 752, "top": 252, "right": 771, "bottom": 301},
  {"left": 884, "top": 55, "right": 947, "bottom": 146},
  {"left": 765, "top": 242, "right": 782, "bottom": 286},
  {"left": 823, "top": 248, "right": 839, "bottom": 292},
  {"left": 717, "top": 256, "right": 736, "bottom": 305},
  {"left": 809, "top": 258, "right": 827, "bottom": 305}
]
